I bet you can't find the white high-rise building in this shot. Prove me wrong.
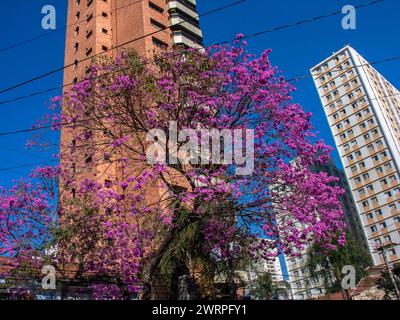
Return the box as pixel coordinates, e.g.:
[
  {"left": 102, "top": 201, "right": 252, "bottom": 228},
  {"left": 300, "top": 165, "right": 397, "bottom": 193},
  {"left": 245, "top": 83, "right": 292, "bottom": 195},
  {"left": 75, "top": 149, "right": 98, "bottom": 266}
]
[{"left": 311, "top": 46, "right": 400, "bottom": 266}]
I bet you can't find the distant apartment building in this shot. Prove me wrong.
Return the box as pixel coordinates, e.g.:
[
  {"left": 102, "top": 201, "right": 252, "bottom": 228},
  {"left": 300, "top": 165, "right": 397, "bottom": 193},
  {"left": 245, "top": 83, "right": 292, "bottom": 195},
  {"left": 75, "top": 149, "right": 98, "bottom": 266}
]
[
  {"left": 311, "top": 46, "right": 400, "bottom": 266},
  {"left": 285, "top": 158, "right": 367, "bottom": 300},
  {"left": 234, "top": 239, "right": 286, "bottom": 299},
  {"left": 310, "top": 158, "right": 368, "bottom": 249}
]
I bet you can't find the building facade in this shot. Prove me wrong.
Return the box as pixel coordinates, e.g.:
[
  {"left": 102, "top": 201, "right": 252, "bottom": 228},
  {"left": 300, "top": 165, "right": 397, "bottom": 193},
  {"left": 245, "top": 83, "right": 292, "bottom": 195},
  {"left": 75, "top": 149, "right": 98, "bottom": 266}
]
[
  {"left": 311, "top": 46, "right": 400, "bottom": 266},
  {"left": 310, "top": 158, "right": 368, "bottom": 250},
  {"left": 61, "top": 0, "right": 203, "bottom": 191},
  {"left": 285, "top": 158, "right": 367, "bottom": 300},
  {"left": 64, "top": 0, "right": 203, "bottom": 85}
]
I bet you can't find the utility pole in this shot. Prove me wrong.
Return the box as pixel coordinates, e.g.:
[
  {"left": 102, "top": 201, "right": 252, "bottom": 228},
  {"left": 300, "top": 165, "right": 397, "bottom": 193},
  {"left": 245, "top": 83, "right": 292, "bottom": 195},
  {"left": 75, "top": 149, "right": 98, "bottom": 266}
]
[{"left": 378, "top": 243, "right": 400, "bottom": 300}]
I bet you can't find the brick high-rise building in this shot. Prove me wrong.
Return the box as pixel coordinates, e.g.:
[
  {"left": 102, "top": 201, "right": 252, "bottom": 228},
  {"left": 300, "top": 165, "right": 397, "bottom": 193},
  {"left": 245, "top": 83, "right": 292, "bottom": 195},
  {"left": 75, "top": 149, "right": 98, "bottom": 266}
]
[
  {"left": 63, "top": 0, "right": 203, "bottom": 85},
  {"left": 311, "top": 46, "right": 400, "bottom": 266},
  {"left": 61, "top": 0, "right": 203, "bottom": 189}
]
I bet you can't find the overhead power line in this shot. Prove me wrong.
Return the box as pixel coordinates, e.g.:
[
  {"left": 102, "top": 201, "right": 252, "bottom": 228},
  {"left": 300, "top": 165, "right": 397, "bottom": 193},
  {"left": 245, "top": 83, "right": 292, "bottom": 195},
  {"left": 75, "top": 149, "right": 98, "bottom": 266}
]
[
  {"left": 0, "top": 0, "right": 391, "bottom": 107},
  {"left": 0, "top": 0, "right": 145, "bottom": 55},
  {"left": 209, "top": 0, "right": 385, "bottom": 46},
  {"left": 0, "top": 0, "right": 247, "bottom": 96}
]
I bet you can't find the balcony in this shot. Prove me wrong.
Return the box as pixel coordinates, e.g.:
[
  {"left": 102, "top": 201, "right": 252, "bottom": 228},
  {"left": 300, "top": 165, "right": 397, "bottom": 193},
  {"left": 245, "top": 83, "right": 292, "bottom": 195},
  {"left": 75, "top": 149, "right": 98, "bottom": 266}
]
[
  {"left": 172, "top": 31, "right": 202, "bottom": 48},
  {"left": 169, "top": 13, "right": 203, "bottom": 39},
  {"left": 168, "top": 0, "right": 198, "bottom": 19}
]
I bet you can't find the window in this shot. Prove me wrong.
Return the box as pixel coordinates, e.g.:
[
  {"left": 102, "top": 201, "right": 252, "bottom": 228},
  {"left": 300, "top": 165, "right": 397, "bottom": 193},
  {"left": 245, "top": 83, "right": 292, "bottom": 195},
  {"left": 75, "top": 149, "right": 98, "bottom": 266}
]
[
  {"left": 384, "top": 191, "right": 393, "bottom": 199},
  {"left": 101, "top": 28, "right": 108, "bottom": 34},
  {"left": 375, "top": 209, "right": 383, "bottom": 216},
  {"left": 85, "top": 47, "right": 93, "bottom": 56},
  {"left": 370, "top": 225, "right": 378, "bottom": 232},
  {"left": 384, "top": 235, "right": 392, "bottom": 243},
  {"left": 384, "top": 163, "right": 392, "bottom": 171},
  {"left": 368, "top": 144, "right": 375, "bottom": 152},
  {"left": 149, "top": 1, "right": 164, "bottom": 13},
  {"left": 86, "top": 29, "right": 93, "bottom": 38},
  {"left": 86, "top": 13, "right": 93, "bottom": 22},
  {"left": 152, "top": 37, "right": 168, "bottom": 48},
  {"left": 150, "top": 18, "right": 166, "bottom": 30}
]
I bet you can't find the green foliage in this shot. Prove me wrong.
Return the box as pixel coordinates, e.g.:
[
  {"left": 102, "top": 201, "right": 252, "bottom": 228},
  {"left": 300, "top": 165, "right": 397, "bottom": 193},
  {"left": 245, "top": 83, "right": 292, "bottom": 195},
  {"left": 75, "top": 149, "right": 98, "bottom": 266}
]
[
  {"left": 249, "top": 273, "right": 290, "bottom": 300},
  {"left": 250, "top": 273, "right": 274, "bottom": 300},
  {"left": 306, "top": 233, "right": 372, "bottom": 294},
  {"left": 377, "top": 263, "right": 400, "bottom": 299}
]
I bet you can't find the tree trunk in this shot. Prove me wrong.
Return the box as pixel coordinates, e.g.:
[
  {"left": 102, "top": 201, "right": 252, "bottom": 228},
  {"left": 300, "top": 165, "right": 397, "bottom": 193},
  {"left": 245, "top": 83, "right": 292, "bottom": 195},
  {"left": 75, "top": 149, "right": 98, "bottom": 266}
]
[{"left": 141, "top": 216, "right": 198, "bottom": 300}]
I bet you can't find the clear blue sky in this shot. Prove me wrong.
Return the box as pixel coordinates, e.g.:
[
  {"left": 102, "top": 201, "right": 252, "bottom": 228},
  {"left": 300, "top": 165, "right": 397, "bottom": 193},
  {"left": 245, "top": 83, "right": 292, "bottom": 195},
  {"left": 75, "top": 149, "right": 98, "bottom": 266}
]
[{"left": 0, "top": 0, "right": 399, "bottom": 187}]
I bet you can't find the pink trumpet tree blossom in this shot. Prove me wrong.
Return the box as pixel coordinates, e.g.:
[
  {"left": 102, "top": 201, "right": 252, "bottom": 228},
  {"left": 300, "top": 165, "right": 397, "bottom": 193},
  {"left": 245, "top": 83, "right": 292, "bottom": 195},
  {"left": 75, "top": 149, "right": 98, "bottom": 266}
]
[{"left": 0, "top": 38, "right": 345, "bottom": 299}]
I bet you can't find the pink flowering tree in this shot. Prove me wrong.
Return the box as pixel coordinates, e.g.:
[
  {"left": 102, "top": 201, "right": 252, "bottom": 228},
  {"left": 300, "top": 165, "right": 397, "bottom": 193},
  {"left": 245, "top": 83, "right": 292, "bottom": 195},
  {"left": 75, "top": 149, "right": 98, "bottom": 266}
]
[{"left": 0, "top": 38, "right": 345, "bottom": 299}]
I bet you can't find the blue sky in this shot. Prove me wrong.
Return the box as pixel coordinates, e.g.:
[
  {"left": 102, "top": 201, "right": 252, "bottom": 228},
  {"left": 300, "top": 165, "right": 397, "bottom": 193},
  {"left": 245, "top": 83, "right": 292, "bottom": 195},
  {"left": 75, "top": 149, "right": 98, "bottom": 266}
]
[{"left": 0, "top": 0, "right": 399, "bottom": 188}]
